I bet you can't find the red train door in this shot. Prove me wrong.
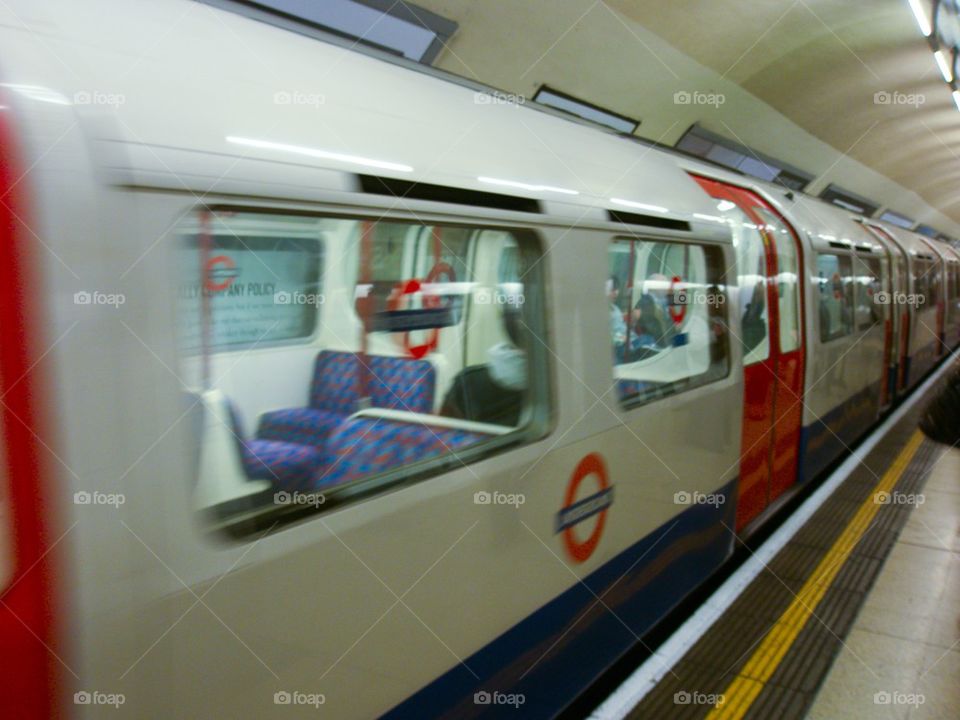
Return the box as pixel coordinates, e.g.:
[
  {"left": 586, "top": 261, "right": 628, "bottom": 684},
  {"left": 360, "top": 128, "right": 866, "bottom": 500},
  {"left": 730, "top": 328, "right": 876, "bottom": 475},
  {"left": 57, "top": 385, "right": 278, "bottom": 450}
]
[{"left": 692, "top": 176, "right": 805, "bottom": 532}]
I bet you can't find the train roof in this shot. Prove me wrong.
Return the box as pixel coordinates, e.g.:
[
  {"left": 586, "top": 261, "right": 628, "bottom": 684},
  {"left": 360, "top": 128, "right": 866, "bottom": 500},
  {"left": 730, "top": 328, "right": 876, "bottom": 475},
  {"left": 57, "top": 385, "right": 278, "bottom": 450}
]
[{"left": 0, "top": 0, "right": 730, "bottom": 242}]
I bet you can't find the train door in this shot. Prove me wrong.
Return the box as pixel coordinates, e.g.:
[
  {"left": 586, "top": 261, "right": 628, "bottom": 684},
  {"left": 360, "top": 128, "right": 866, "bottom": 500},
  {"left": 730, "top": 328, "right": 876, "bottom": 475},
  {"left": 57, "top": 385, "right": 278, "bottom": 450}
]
[
  {"left": 866, "top": 225, "right": 911, "bottom": 395},
  {"left": 916, "top": 236, "right": 948, "bottom": 356},
  {"left": 691, "top": 176, "right": 805, "bottom": 532},
  {"left": 876, "top": 251, "right": 894, "bottom": 409}
]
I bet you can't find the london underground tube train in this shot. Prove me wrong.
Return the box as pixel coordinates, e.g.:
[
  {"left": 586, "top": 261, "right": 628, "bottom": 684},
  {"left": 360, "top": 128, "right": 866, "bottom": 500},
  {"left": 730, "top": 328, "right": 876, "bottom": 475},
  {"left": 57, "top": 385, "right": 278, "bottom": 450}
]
[{"left": 0, "top": 1, "right": 956, "bottom": 718}]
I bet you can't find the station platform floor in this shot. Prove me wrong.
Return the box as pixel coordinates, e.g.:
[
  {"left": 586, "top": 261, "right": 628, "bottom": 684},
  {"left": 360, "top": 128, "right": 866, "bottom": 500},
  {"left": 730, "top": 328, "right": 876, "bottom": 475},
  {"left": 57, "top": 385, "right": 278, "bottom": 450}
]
[
  {"left": 808, "top": 445, "right": 959, "bottom": 720},
  {"left": 602, "top": 368, "right": 959, "bottom": 720}
]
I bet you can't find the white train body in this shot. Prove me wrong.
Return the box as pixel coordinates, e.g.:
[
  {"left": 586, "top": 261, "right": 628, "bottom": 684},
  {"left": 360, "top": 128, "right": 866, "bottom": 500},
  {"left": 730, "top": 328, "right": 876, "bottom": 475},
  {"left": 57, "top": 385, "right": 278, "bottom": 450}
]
[{"left": 0, "top": 2, "right": 954, "bottom": 719}]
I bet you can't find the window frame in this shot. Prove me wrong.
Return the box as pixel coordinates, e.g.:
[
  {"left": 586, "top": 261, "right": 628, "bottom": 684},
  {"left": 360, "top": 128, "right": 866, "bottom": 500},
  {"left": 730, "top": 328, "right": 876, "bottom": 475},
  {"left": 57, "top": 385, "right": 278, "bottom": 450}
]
[
  {"left": 853, "top": 254, "right": 883, "bottom": 332},
  {"left": 607, "top": 235, "right": 731, "bottom": 412},
  {"left": 185, "top": 205, "right": 555, "bottom": 537},
  {"left": 816, "top": 252, "right": 854, "bottom": 343}
]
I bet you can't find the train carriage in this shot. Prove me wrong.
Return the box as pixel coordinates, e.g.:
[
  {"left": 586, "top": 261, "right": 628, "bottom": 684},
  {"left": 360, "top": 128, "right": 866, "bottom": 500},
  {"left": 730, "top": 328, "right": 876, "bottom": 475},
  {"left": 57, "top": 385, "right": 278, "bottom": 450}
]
[{"left": 0, "top": 1, "right": 958, "bottom": 718}]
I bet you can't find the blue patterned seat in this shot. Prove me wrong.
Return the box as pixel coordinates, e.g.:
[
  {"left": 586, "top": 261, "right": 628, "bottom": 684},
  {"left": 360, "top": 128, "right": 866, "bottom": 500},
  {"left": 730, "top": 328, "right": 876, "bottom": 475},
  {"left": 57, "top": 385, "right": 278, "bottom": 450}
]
[
  {"left": 313, "top": 416, "right": 484, "bottom": 489},
  {"left": 368, "top": 355, "right": 435, "bottom": 413},
  {"left": 616, "top": 379, "right": 652, "bottom": 402},
  {"left": 241, "top": 440, "right": 325, "bottom": 492},
  {"left": 256, "top": 351, "right": 436, "bottom": 448},
  {"left": 227, "top": 403, "right": 325, "bottom": 492}
]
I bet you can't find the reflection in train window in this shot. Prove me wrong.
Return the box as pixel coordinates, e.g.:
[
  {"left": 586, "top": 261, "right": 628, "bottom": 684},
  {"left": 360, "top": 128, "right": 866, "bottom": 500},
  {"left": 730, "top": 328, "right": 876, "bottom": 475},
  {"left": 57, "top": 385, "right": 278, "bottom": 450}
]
[
  {"left": 853, "top": 255, "right": 882, "bottom": 331},
  {"left": 753, "top": 208, "right": 801, "bottom": 354},
  {"left": 914, "top": 259, "right": 933, "bottom": 308},
  {"left": 607, "top": 238, "right": 728, "bottom": 408},
  {"left": 178, "top": 210, "right": 548, "bottom": 529},
  {"left": 714, "top": 203, "right": 770, "bottom": 364},
  {"left": 817, "top": 253, "right": 853, "bottom": 342}
]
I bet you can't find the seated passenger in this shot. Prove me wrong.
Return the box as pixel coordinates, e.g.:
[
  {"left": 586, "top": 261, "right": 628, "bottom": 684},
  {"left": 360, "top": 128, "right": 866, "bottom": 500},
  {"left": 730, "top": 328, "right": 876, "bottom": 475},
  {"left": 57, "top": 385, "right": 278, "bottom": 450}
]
[
  {"left": 441, "top": 305, "right": 525, "bottom": 426},
  {"left": 631, "top": 273, "right": 675, "bottom": 348},
  {"left": 608, "top": 275, "right": 627, "bottom": 347}
]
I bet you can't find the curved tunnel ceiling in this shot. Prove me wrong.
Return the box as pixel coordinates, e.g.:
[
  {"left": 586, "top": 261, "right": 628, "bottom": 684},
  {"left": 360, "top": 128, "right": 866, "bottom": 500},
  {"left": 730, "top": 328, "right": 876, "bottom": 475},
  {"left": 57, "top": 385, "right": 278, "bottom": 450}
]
[{"left": 608, "top": 0, "right": 960, "bottom": 221}]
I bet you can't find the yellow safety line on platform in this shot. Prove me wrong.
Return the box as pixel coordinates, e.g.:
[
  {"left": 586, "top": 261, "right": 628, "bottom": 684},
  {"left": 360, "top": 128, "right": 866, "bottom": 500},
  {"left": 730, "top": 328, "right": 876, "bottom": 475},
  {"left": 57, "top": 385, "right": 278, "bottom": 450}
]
[{"left": 705, "top": 430, "right": 925, "bottom": 719}]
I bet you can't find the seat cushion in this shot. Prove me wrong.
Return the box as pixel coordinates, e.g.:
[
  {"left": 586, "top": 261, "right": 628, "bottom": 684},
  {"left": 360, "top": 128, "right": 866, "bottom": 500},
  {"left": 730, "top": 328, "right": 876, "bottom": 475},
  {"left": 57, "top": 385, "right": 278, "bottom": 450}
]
[
  {"left": 310, "top": 351, "right": 362, "bottom": 413},
  {"left": 315, "top": 416, "right": 484, "bottom": 488},
  {"left": 241, "top": 439, "right": 325, "bottom": 492},
  {"left": 257, "top": 407, "right": 343, "bottom": 446},
  {"left": 368, "top": 355, "right": 436, "bottom": 413}
]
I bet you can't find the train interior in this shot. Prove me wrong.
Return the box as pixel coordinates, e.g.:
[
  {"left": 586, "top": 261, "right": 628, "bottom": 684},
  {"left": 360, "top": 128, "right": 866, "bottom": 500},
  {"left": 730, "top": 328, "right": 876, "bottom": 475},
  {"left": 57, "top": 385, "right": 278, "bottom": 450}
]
[{"left": 178, "top": 210, "right": 555, "bottom": 513}]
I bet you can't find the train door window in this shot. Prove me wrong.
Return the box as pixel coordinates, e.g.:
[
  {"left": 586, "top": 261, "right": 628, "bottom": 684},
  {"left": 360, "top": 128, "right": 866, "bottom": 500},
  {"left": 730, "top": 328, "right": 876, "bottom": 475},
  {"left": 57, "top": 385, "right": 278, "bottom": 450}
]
[
  {"left": 853, "top": 255, "right": 882, "bottom": 331},
  {"left": 178, "top": 210, "right": 548, "bottom": 531},
  {"left": 607, "top": 238, "right": 728, "bottom": 407},
  {"left": 817, "top": 253, "right": 853, "bottom": 341},
  {"left": 950, "top": 264, "right": 960, "bottom": 315},
  {"left": 914, "top": 260, "right": 931, "bottom": 306},
  {"left": 717, "top": 205, "right": 770, "bottom": 363},
  {"left": 929, "top": 259, "right": 942, "bottom": 308},
  {"left": 754, "top": 208, "right": 801, "bottom": 353}
]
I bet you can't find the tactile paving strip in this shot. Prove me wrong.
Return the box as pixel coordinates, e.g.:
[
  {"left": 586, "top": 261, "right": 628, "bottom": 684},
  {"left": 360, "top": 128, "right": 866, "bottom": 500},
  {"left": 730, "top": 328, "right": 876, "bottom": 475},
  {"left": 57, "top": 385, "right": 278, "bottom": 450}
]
[{"left": 627, "top": 405, "right": 944, "bottom": 720}]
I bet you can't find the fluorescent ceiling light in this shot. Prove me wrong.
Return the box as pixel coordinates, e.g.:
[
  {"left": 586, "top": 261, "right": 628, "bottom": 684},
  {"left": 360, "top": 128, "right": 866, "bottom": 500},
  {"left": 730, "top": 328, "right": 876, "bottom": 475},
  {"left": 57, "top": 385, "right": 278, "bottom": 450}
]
[
  {"left": 935, "top": 49, "right": 953, "bottom": 81},
  {"left": 610, "top": 198, "right": 668, "bottom": 213},
  {"left": 478, "top": 176, "right": 579, "bottom": 195},
  {"left": 226, "top": 136, "right": 414, "bottom": 173},
  {"left": 908, "top": 0, "right": 932, "bottom": 36},
  {"left": 954, "top": 89, "right": 960, "bottom": 111},
  {"left": 693, "top": 213, "right": 727, "bottom": 224},
  {"left": 0, "top": 83, "right": 70, "bottom": 105}
]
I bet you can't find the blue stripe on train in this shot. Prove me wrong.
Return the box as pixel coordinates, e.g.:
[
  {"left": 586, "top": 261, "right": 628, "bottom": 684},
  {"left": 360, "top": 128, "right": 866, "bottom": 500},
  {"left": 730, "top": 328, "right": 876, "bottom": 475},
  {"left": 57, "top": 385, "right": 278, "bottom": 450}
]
[
  {"left": 796, "top": 382, "right": 880, "bottom": 484},
  {"left": 382, "top": 480, "right": 738, "bottom": 719}
]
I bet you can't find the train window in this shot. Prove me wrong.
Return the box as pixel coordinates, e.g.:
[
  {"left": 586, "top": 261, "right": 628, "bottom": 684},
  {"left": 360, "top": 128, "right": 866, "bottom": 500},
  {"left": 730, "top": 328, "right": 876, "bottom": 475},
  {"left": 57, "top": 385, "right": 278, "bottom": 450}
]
[
  {"left": 853, "top": 255, "right": 882, "bottom": 331},
  {"left": 607, "top": 238, "right": 728, "bottom": 408},
  {"left": 817, "top": 253, "right": 853, "bottom": 342},
  {"left": 716, "top": 205, "right": 770, "bottom": 364},
  {"left": 754, "top": 208, "right": 801, "bottom": 353},
  {"left": 914, "top": 260, "right": 931, "bottom": 306},
  {"left": 947, "top": 263, "right": 960, "bottom": 324},
  {"left": 178, "top": 209, "right": 548, "bottom": 530},
  {"left": 928, "top": 259, "right": 942, "bottom": 308}
]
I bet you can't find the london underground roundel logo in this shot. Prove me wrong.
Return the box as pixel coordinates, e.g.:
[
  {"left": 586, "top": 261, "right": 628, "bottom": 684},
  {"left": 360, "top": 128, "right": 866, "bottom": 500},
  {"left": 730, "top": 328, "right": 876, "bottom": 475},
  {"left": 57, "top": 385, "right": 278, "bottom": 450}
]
[
  {"left": 555, "top": 453, "right": 614, "bottom": 563},
  {"left": 204, "top": 254, "right": 238, "bottom": 292}
]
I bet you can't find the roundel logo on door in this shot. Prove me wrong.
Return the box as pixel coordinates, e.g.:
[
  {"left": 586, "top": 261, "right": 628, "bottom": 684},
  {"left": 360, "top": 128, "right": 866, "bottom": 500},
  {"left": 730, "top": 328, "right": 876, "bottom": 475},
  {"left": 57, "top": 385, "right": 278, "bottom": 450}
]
[{"left": 555, "top": 453, "right": 614, "bottom": 563}]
